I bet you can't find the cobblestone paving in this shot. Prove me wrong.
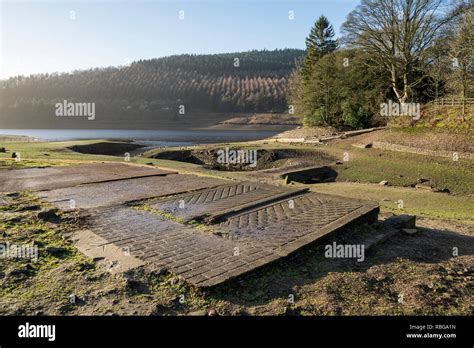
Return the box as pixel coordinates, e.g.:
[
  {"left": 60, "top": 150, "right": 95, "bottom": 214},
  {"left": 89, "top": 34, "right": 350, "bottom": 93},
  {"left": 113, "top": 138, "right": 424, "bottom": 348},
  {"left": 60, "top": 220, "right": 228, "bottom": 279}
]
[
  {"left": 38, "top": 174, "right": 227, "bottom": 210},
  {"left": 84, "top": 206, "right": 280, "bottom": 287},
  {"left": 0, "top": 162, "right": 176, "bottom": 192},
  {"left": 148, "top": 181, "right": 306, "bottom": 222}
]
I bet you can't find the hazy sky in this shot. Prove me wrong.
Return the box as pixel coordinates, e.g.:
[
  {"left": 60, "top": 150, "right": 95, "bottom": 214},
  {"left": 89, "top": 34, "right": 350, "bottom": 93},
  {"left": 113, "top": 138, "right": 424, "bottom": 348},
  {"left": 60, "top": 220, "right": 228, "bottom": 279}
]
[{"left": 0, "top": 0, "right": 360, "bottom": 79}]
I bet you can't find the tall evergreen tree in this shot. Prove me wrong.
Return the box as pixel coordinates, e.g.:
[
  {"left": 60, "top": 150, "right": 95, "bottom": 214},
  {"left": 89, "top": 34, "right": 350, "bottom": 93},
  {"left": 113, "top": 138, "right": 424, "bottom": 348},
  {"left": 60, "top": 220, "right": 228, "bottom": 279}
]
[{"left": 301, "top": 15, "right": 338, "bottom": 81}]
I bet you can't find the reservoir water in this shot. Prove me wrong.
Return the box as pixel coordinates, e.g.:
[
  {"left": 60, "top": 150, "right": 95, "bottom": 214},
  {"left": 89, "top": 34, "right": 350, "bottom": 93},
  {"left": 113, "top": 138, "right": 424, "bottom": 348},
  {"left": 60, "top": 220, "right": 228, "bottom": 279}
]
[{"left": 0, "top": 129, "right": 280, "bottom": 147}]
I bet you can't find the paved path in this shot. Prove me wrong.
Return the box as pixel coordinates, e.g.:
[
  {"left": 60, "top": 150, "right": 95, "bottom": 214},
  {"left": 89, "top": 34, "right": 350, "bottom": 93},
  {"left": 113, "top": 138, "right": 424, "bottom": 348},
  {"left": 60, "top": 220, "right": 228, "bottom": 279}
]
[
  {"left": 0, "top": 162, "right": 175, "bottom": 192},
  {"left": 38, "top": 174, "right": 227, "bottom": 210}
]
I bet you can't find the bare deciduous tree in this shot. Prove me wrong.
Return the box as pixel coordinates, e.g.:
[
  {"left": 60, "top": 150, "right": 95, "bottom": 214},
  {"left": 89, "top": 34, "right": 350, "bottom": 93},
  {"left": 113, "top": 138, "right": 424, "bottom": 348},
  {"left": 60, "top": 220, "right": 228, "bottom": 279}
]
[{"left": 342, "top": 0, "right": 456, "bottom": 103}]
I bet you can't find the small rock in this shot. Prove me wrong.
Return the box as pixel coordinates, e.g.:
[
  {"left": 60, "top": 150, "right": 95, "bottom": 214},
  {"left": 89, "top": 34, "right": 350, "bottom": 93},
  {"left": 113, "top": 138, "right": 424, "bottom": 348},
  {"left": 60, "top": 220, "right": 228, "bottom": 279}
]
[
  {"left": 11, "top": 152, "right": 18, "bottom": 158},
  {"left": 351, "top": 142, "right": 372, "bottom": 149},
  {"left": 0, "top": 147, "right": 6, "bottom": 153},
  {"left": 415, "top": 183, "right": 433, "bottom": 191},
  {"left": 188, "top": 310, "right": 207, "bottom": 316},
  {"left": 379, "top": 180, "right": 389, "bottom": 186}
]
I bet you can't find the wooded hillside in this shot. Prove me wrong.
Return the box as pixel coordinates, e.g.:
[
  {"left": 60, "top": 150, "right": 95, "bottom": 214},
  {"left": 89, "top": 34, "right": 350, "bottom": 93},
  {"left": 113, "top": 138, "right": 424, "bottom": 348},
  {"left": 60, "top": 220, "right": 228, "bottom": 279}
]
[{"left": 0, "top": 49, "right": 304, "bottom": 128}]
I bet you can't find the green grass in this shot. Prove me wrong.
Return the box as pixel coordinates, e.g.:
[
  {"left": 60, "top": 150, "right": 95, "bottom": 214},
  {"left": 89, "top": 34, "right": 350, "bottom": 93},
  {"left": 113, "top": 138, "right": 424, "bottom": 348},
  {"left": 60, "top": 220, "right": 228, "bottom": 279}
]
[
  {"left": 310, "top": 182, "right": 474, "bottom": 223},
  {"left": 0, "top": 193, "right": 97, "bottom": 304},
  {"left": 388, "top": 104, "right": 474, "bottom": 129},
  {"left": 0, "top": 139, "right": 184, "bottom": 170},
  {"left": 0, "top": 139, "right": 137, "bottom": 160},
  {"left": 319, "top": 144, "right": 474, "bottom": 195}
]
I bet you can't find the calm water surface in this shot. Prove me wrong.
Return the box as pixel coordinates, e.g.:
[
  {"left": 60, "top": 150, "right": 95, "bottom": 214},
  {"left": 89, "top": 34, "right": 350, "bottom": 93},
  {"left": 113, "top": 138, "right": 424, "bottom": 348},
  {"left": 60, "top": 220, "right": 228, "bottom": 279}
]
[{"left": 0, "top": 129, "right": 279, "bottom": 147}]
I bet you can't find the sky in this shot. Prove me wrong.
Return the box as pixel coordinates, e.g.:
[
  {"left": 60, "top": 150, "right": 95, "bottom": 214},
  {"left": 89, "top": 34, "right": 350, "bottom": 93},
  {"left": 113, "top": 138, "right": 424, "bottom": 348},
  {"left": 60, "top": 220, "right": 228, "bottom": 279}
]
[{"left": 0, "top": 0, "right": 360, "bottom": 79}]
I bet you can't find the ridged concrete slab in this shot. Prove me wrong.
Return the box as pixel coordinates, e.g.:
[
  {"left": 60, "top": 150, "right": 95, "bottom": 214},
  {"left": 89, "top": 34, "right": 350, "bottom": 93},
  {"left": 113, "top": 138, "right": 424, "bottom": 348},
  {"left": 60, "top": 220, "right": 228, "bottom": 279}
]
[
  {"left": 38, "top": 174, "right": 228, "bottom": 210},
  {"left": 148, "top": 181, "right": 307, "bottom": 222},
  {"left": 0, "top": 162, "right": 176, "bottom": 192},
  {"left": 220, "top": 192, "right": 379, "bottom": 249}
]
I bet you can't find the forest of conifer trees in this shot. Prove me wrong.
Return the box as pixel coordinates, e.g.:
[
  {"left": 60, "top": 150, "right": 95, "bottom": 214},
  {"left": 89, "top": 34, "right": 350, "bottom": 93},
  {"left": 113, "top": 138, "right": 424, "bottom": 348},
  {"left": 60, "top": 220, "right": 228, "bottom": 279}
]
[{"left": 0, "top": 49, "right": 304, "bottom": 127}]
